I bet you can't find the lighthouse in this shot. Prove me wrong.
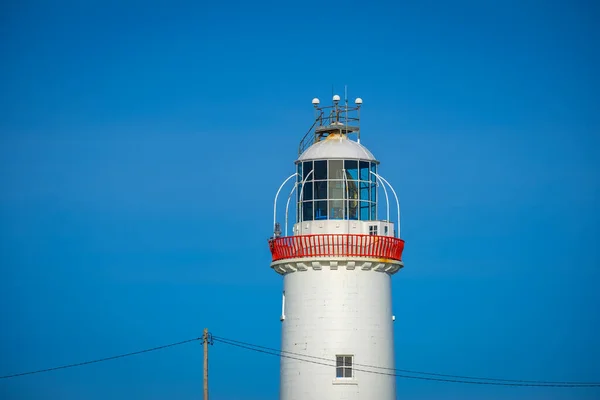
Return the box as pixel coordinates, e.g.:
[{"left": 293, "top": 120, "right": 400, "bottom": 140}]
[{"left": 269, "top": 95, "right": 405, "bottom": 400}]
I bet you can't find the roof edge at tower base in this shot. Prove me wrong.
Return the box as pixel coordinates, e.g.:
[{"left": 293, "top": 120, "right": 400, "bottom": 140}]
[{"left": 271, "top": 256, "right": 403, "bottom": 275}]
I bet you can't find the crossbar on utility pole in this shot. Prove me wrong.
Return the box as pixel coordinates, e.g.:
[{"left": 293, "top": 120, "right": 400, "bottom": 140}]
[{"left": 203, "top": 328, "right": 209, "bottom": 400}]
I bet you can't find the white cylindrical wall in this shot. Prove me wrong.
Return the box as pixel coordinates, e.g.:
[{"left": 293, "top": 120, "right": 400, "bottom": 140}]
[{"left": 280, "top": 267, "right": 395, "bottom": 400}]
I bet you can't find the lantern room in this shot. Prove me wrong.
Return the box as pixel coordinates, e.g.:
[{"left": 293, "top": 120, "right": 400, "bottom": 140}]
[{"left": 296, "top": 135, "right": 378, "bottom": 222}]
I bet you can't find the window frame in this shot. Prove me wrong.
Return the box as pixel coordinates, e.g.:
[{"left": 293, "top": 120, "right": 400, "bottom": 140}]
[
  {"left": 335, "top": 355, "right": 354, "bottom": 379},
  {"left": 314, "top": 160, "right": 328, "bottom": 180}
]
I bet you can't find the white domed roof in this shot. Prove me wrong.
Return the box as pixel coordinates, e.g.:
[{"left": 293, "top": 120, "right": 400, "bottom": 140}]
[{"left": 297, "top": 135, "right": 377, "bottom": 162}]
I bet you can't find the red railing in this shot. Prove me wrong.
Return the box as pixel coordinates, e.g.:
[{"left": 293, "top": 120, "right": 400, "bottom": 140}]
[{"left": 268, "top": 234, "right": 405, "bottom": 262}]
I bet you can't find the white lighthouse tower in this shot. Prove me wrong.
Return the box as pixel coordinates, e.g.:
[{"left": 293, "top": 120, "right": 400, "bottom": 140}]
[{"left": 269, "top": 95, "right": 405, "bottom": 400}]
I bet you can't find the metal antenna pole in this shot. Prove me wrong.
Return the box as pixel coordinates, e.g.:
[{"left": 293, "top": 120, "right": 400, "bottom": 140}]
[
  {"left": 345, "top": 85, "right": 348, "bottom": 137},
  {"left": 203, "top": 328, "right": 209, "bottom": 400},
  {"left": 357, "top": 105, "right": 361, "bottom": 143}
]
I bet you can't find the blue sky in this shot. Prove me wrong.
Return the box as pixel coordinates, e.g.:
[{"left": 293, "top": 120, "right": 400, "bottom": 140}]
[{"left": 1, "top": 0, "right": 599, "bottom": 399}]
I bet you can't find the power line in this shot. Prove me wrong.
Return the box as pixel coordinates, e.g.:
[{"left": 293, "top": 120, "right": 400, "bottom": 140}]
[
  {"left": 212, "top": 336, "right": 600, "bottom": 388},
  {"left": 0, "top": 337, "right": 201, "bottom": 379},
  {"left": 2, "top": 333, "right": 599, "bottom": 389},
  {"left": 213, "top": 335, "right": 600, "bottom": 385}
]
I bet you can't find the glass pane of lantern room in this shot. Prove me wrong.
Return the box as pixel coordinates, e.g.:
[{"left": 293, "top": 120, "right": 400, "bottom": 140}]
[
  {"left": 360, "top": 181, "right": 369, "bottom": 201},
  {"left": 314, "top": 160, "right": 327, "bottom": 180},
  {"left": 347, "top": 179, "right": 358, "bottom": 201},
  {"left": 330, "top": 200, "right": 343, "bottom": 219},
  {"left": 314, "top": 181, "right": 327, "bottom": 200},
  {"left": 302, "top": 201, "right": 313, "bottom": 222},
  {"left": 348, "top": 203, "right": 358, "bottom": 220},
  {"left": 371, "top": 162, "right": 377, "bottom": 182},
  {"left": 297, "top": 163, "right": 302, "bottom": 181},
  {"left": 303, "top": 161, "right": 313, "bottom": 180},
  {"left": 347, "top": 180, "right": 359, "bottom": 220},
  {"left": 329, "top": 160, "right": 344, "bottom": 179},
  {"left": 315, "top": 201, "right": 327, "bottom": 220},
  {"left": 329, "top": 181, "right": 344, "bottom": 200},
  {"left": 302, "top": 180, "right": 313, "bottom": 201},
  {"left": 344, "top": 160, "right": 358, "bottom": 180},
  {"left": 371, "top": 182, "right": 377, "bottom": 205},
  {"left": 360, "top": 201, "right": 369, "bottom": 220},
  {"left": 359, "top": 161, "right": 369, "bottom": 181}
]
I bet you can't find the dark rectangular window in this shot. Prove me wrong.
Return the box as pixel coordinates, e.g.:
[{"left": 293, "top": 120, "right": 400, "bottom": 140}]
[
  {"left": 302, "top": 202, "right": 313, "bottom": 222},
  {"left": 359, "top": 161, "right": 369, "bottom": 181},
  {"left": 314, "top": 201, "right": 328, "bottom": 220},
  {"left": 336, "top": 355, "right": 353, "bottom": 379},
  {"left": 315, "top": 181, "right": 327, "bottom": 200},
  {"left": 302, "top": 180, "right": 313, "bottom": 201},
  {"left": 303, "top": 161, "right": 313, "bottom": 180},
  {"left": 314, "top": 160, "right": 327, "bottom": 180}
]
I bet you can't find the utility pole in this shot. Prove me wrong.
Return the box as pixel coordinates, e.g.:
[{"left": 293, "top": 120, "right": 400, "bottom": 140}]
[{"left": 203, "top": 328, "right": 209, "bottom": 400}]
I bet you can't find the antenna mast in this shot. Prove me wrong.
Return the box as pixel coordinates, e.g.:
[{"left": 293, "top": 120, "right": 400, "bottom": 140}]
[{"left": 297, "top": 92, "right": 363, "bottom": 155}]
